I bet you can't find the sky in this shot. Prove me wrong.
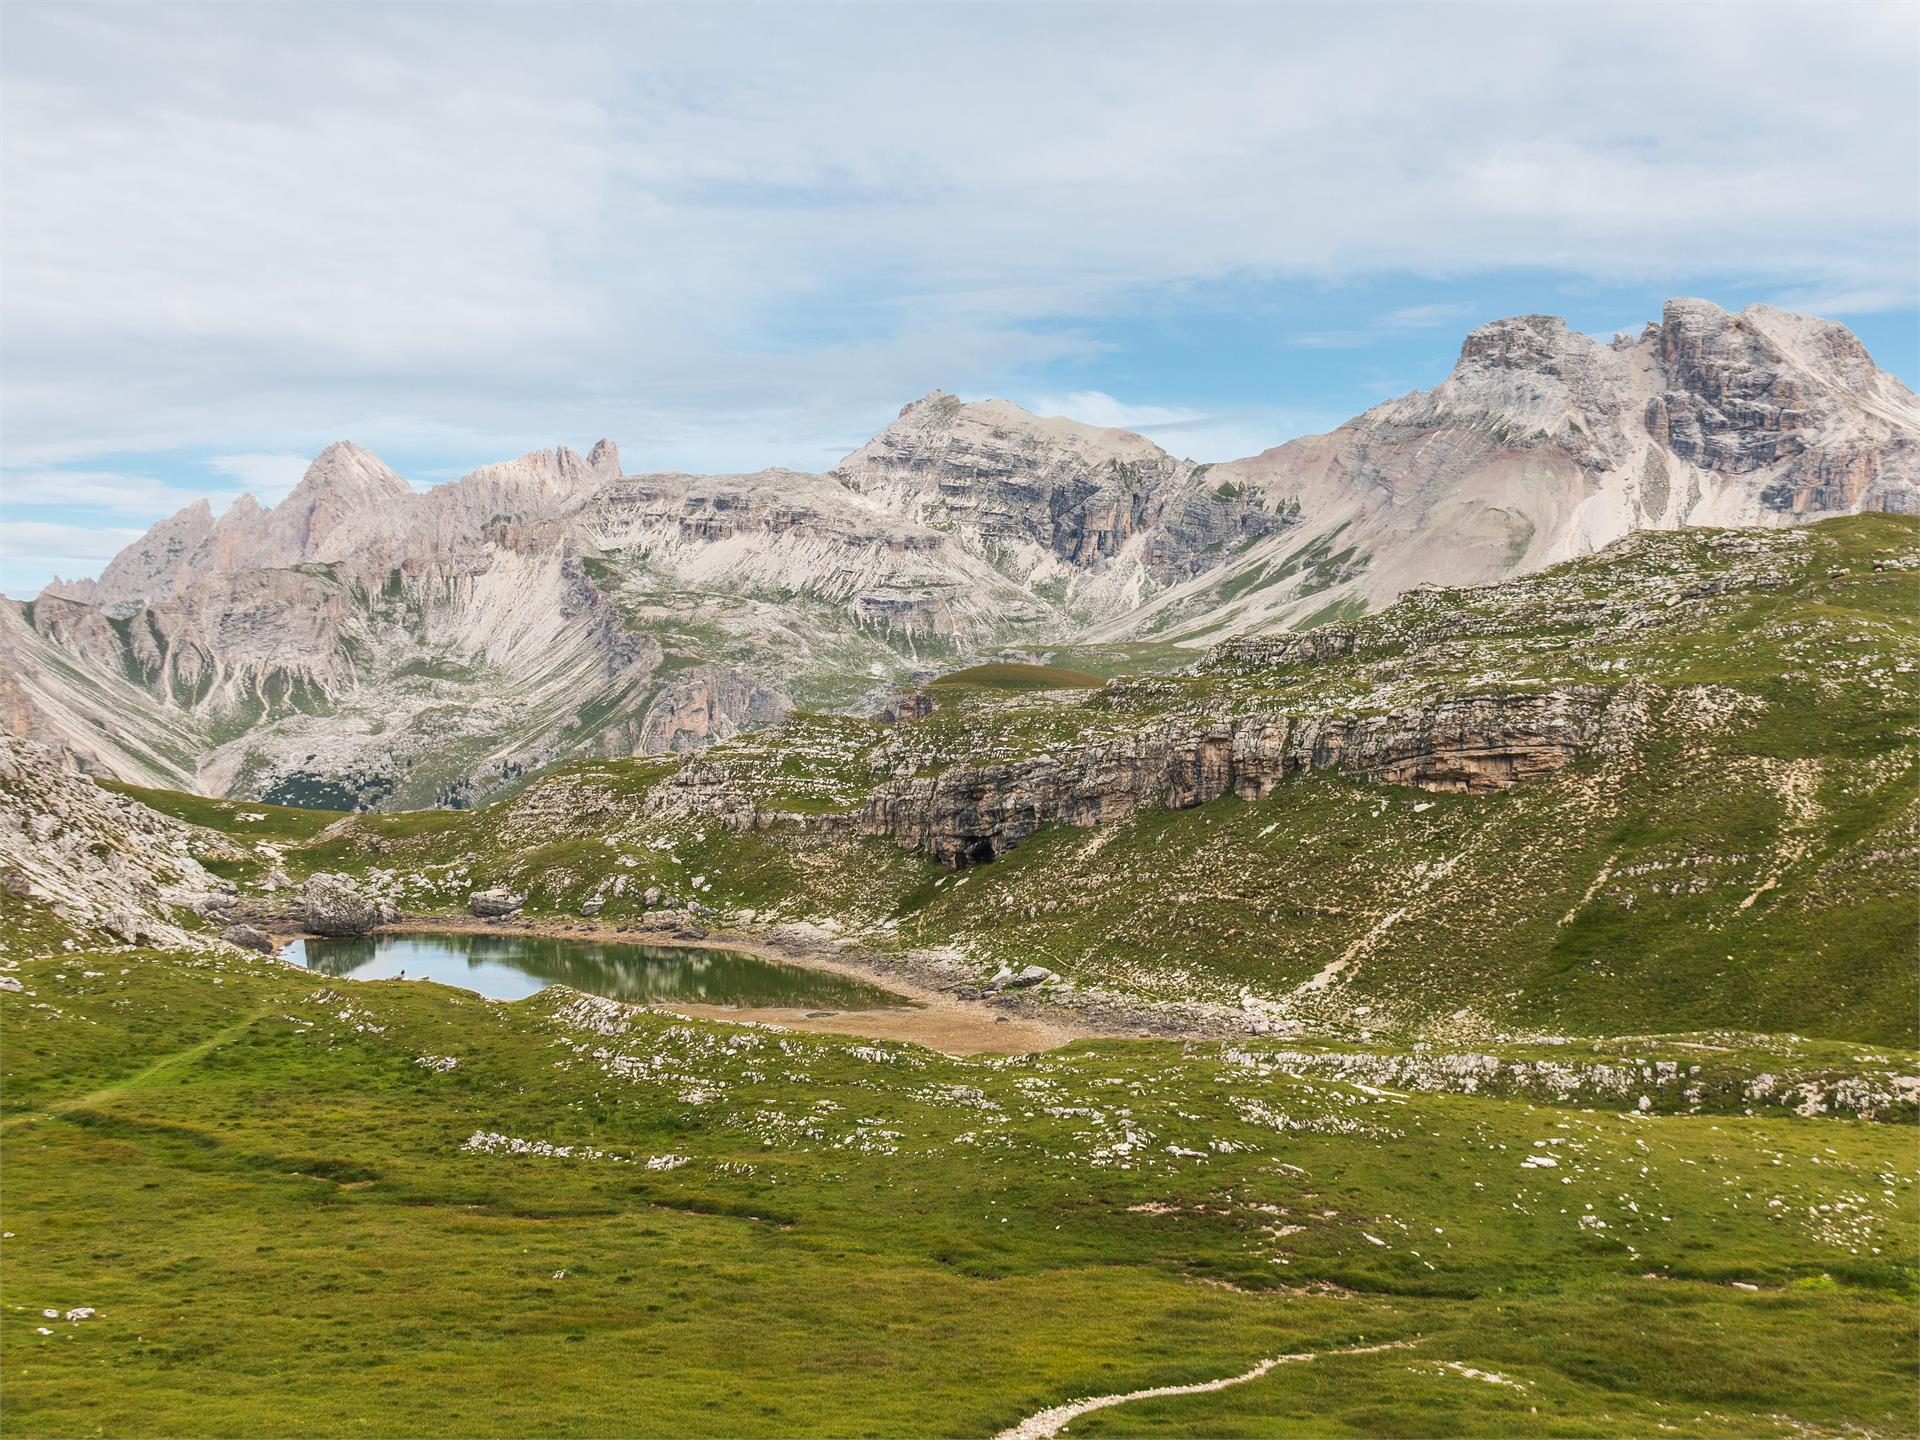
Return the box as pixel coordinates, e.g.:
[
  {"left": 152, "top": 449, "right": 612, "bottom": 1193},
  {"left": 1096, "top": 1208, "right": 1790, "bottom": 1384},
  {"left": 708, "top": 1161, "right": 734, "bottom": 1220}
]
[{"left": 2, "top": 0, "right": 1916, "bottom": 596}]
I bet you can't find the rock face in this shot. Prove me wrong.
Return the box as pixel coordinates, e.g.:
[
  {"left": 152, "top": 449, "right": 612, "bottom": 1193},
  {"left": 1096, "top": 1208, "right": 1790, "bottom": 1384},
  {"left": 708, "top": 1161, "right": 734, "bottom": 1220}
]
[
  {"left": 5, "top": 299, "right": 1912, "bottom": 809},
  {"left": 467, "top": 888, "right": 525, "bottom": 918},
  {"left": 652, "top": 686, "right": 1648, "bottom": 866},
  {"left": 0, "top": 735, "right": 237, "bottom": 949},
  {"left": 221, "top": 924, "right": 276, "bottom": 954},
  {"left": 638, "top": 666, "right": 792, "bottom": 754},
  {"left": 301, "top": 873, "right": 383, "bottom": 936},
  {"left": 855, "top": 688, "right": 1648, "bottom": 865},
  {"left": 834, "top": 391, "right": 1280, "bottom": 585}
]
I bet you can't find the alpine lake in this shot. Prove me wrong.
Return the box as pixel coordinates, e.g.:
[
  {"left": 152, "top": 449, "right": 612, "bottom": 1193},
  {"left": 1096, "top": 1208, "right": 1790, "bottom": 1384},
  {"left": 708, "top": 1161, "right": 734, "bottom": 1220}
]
[{"left": 283, "top": 930, "right": 913, "bottom": 1011}]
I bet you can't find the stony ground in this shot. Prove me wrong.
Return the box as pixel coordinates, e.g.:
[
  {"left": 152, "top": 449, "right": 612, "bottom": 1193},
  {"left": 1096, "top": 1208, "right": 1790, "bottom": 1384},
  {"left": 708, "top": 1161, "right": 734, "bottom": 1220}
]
[{"left": 2, "top": 928, "right": 1914, "bottom": 1437}]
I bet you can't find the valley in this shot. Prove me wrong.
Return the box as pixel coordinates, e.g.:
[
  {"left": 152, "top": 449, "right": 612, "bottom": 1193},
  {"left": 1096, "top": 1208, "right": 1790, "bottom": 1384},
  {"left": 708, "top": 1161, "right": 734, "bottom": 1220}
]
[
  {"left": 3, "top": 503, "right": 1915, "bottom": 1436},
  {"left": 6, "top": 5, "right": 1915, "bottom": 1433}
]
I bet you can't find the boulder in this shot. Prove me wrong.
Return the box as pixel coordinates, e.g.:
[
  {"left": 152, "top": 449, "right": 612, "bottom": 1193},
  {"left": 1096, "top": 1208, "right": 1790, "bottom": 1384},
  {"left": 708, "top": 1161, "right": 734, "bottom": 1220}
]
[
  {"left": 221, "top": 924, "right": 277, "bottom": 954},
  {"left": 468, "top": 888, "right": 525, "bottom": 918},
  {"left": 994, "top": 964, "right": 1055, "bottom": 990},
  {"left": 642, "top": 886, "right": 664, "bottom": 908},
  {"left": 580, "top": 895, "right": 606, "bottom": 917},
  {"left": 189, "top": 892, "right": 236, "bottom": 919},
  {"left": 302, "top": 873, "right": 381, "bottom": 936},
  {"left": 105, "top": 908, "right": 163, "bottom": 945}
]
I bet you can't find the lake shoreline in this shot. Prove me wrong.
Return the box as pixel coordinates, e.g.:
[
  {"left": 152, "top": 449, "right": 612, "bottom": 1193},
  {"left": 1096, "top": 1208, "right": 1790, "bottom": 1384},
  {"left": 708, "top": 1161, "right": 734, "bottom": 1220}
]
[{"left": 275, "top": 912, "right": 1230, "bottom": 1056}]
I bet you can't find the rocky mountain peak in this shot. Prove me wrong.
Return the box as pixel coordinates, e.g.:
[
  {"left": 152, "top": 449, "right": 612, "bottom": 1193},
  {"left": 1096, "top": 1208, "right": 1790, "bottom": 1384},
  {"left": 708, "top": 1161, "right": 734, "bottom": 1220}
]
[
  {"left": 1455, "top": 313, "right": 1584, "bottom": 371},
  {"left": 586, "top": 438, "right": 621, "bottom": 478},
  {"left": 295, "top": 441, "right": 412, "bottom": 504},
  {"left": 456, "top": 441, "right": 624, "bottom": 502},
  {"left": 56, "top": 495, "right": 221, "bottom": 616},
  {"left": 896, "top": 389, "right": 958, "bottom": 420},
  {"left": 832, "top": 392, "right": 1203, "bottom": 578},
  {"left": 1657, "top": 298, "right": 1894, "bottom": 400}
]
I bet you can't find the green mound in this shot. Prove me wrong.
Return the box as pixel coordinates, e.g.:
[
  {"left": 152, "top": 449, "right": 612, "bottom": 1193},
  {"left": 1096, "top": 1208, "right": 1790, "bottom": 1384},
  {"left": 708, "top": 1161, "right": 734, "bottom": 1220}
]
[{"left": 97, "top": 780, "right": 346, "bottom": 840}]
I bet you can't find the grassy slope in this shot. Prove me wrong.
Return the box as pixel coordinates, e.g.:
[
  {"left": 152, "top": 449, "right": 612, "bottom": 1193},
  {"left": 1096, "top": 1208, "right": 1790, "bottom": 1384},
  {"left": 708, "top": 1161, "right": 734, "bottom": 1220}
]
[
  {"left": 3, "top": 943, "right": 1914, "bottom": 1438},
  {"left": 98, "top": 781, "right": 345, "bottom": 843},
  {"left": 228, "top": 515, "right": 1919, "bottom": 1048}
]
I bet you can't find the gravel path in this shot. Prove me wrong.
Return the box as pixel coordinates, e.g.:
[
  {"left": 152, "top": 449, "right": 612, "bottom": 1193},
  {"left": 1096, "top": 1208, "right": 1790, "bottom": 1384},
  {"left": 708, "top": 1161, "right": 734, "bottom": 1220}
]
[{"left": 993, "top": 1339, "right": 1421, "bottom": 1440}]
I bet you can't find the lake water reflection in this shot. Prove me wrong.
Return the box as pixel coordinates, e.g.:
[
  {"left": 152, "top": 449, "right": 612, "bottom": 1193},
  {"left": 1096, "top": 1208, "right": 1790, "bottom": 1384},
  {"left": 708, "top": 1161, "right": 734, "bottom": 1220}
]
[{"left": 283, "top": 930, "right": 911, "bottom": 1009}]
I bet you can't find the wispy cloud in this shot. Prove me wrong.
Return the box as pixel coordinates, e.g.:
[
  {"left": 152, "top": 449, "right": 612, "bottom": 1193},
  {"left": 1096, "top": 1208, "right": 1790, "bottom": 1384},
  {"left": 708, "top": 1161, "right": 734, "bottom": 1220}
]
[
  {"left": 0, "top": 519, "right": 145, "bottom": 560},
  {"left": 1375, "top": 303, "right": 1475, "bottom": 330},
  {"left": 206, "top": 453, "right": 312, "bottom": 502},
  {"left": 2, "top": 468, "right": 177, "bottom": 514},
  {"left": 1027, "top": 391, "right": 1343, "bottom": 461},
  {"left": 1030, "top": 391, "right": 1205, "bottom": 431},
  {"left": 1292, "top": 301, "right": 1482, "bottom": 350}
]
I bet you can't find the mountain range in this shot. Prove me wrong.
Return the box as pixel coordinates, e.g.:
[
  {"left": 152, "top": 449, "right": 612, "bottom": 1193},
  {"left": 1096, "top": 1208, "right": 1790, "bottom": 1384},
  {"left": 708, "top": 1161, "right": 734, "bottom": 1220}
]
[{"left": 5, "top": 296, "right": 1915, "bottom": 810}]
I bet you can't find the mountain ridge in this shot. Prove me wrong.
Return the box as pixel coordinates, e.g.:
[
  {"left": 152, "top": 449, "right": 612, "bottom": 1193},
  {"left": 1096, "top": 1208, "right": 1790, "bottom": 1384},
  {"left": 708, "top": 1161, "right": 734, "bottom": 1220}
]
[{"left": 6, "top": 296, "right": 1914, "bottom": 808}]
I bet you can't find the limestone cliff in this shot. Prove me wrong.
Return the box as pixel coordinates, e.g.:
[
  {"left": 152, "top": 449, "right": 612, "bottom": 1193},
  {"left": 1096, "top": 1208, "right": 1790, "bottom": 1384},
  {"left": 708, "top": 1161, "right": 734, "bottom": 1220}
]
[{"left": 649, "top": 686, "right": 1648, "bottom": 866}]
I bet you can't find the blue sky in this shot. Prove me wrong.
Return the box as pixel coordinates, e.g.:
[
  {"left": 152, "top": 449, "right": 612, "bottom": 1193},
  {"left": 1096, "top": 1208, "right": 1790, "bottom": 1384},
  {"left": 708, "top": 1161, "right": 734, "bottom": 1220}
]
[{"left": 3, "top": 1, "right": 1916, "bottom": 596}]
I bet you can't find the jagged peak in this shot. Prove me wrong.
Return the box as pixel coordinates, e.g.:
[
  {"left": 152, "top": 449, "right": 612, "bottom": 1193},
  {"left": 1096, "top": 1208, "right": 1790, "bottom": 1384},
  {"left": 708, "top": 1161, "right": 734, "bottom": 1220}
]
[
  {"left": 459, "top": 442, "right": 619, "bottom": 494},
  {"left": 1453, "top": 312, "right": 1595, "bottom": 374},
  {"left": 290, "top": 441, "right": 411, "bottom": 505},
  {"left": 1662, "top": 295, "right": 1731, "bottom": 326},
  {"left": 587, "top": 438, "right": 621, "bottom": 477},
  {"left": 872, "top": 390, "right": 1169, "bottom": 454}
]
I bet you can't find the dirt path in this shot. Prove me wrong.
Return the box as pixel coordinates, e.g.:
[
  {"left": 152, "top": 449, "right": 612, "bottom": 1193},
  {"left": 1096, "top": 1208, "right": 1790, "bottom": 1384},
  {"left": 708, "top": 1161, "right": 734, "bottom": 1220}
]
[
  {"left": 994, "top": 1338, "right": 1422, "bottom": 1440},
  {"left": 2, "top": 1003, "right": 276, "bottom": 1132},
  {"left": 656, "top": 998, "right": 1085, "bottom": 1056}
]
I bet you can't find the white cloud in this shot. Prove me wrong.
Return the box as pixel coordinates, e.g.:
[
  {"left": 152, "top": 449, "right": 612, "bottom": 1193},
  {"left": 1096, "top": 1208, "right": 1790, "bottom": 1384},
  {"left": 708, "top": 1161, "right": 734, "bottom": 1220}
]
[
  {"left": 0, "top": 0, "right": 1913, "bottom": 477},
  {"left": 1, "top": 468, "right": 173, "bottom": 514},
  {"left": 1375, "top": 303, "right": 1475, "bottom": 330},
  {"left": 206, "top": 453, "right": 312, "bottom": 503},
  {"left": 1293, "top": 301, "right": 1488, "bottom": 349},
  {"left": 0, "top": 519, "right": 145, "bottom": 561},
  {"left": 1030, "top": 391, "right": 1206, "bottom": 431},
  {"left": 1025, "top": 392, "right": 1343, "bottom": 461}
]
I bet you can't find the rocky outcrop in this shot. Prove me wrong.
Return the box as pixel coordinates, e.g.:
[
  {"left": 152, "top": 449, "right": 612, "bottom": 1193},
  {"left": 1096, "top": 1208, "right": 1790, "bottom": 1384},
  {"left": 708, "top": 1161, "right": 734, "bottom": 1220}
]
[
  {"left": 221, "top": 924, "right": 276, "bottom": 954},
  {"left": 0, "top": 735, "right": 236, "bottom": 949},
  {"left": 638, "top": 666, "right": 792, "bottom": 754},
  {"left": 650, "top": 686, "right": 1648, "bottom": 867},
  {"left": 468, "top": 888, "right": 525, "bottom": 918},
  {"left": 857, "top": 687, "right": 1647, "bottom": 865},
  {"left": 877, "top": 690, "right": 936, "bottom": 725},
  {"left": 301, "top": 872, "right": 386, "bottom": 936},
  {"left": 1205, "top": 627, "right": 1362, "bottom": 671}
]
